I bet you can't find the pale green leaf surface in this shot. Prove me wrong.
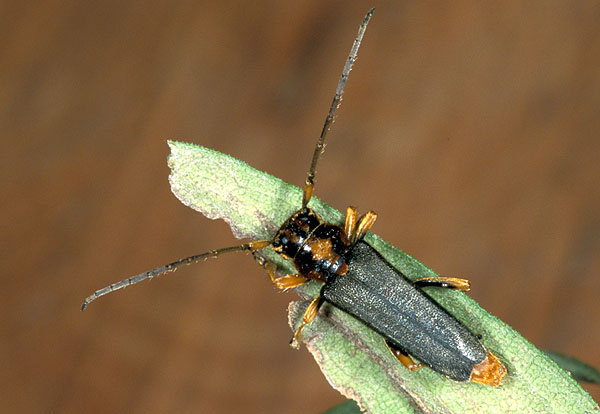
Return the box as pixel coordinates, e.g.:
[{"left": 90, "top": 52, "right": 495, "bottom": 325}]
[{"left": 168, "top": 141, "right": 599, "bottom": 414}]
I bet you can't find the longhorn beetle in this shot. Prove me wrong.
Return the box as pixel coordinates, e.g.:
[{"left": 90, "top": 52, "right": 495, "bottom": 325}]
[{"left": 82, "top": 8, "right": 506, "bottom": 386}]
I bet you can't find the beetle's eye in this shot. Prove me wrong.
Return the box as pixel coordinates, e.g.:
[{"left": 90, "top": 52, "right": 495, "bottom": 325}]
[{"left": 273, "top": 235, "right": 287, "bottom": 248}]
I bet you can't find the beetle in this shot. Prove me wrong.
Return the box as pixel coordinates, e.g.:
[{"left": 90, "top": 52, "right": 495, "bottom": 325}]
[{"left": 82, "top": 8, "right": 506, "bottom": 386}]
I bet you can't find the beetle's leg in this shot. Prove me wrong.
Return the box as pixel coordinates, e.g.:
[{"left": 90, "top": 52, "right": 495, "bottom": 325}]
[
  {"left": 385, "top": 340, "right": 424, "bottom": 371},
  {"left": 344, "top": 207, "right": 377, "bottom": 244},
  {"left": 252, "top": 255, "right": 310, "bottom": 291},
  {"left": 352, "top": 210, "right": 377, "bottom": 243},
  {"left": 273, "top": 274, "right": 310, "bottom": 291},
  {"left": 290, "top": 295, "right": 324, "bottom": 349},
  {"left": 266, "top": 263, "right": 309, "bottom": 291},
  {"left": 344, "top": 206, "right": 358, "bottom": 240},
  {"left": 414, "top": 276, "right": 471, "bottom": 292}
]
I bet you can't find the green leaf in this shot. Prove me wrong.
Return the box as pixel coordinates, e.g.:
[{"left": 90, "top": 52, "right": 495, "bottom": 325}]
[
  {"left": 545, "top": 351, "right": 600, "bottom": 384},
  {"left": 168, "top": 141, "right": 599, "bottom": 414}
]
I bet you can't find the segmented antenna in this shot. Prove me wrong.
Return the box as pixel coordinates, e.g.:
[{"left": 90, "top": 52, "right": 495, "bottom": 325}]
[
  {"left": 302, "top": 8, "right": 375, "bottom": 207},
  {"left": 81, "top": 9, "right": 375, "bottom": 310},
  {"left": 81, "top": 240, "right": 270, "bottom": 310}
]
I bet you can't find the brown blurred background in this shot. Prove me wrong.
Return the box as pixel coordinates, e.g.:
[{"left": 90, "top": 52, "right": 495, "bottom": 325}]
[{"left": 2, "top": 1, "right": 599, "bottom": 412}]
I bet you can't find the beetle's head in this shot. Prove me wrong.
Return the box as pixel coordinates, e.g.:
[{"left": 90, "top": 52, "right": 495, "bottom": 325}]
[{"left": 272, "top": 207, "right": 322, "bottom": 259}]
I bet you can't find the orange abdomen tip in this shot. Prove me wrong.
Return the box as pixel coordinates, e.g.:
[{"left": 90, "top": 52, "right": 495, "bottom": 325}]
[{"left": 470, "top": 350, "right": 507, "bottom": 386}]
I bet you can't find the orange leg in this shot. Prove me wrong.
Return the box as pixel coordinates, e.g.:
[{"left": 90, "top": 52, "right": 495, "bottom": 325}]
[
  {"left": 386, "top": 340, "right": 424, "bottom": 371},
  {"left": 272, "top": 274, "right": 309, "bottom": 291},
  {"left": 344, "top": 206, "right": 377, "bottom": 244},
  {"left": 290, "top": 295, "right": 324, "bottom": 349},
  {"left": 414, "top": 276, "right": 471, "bottom": 292},
  {"left": 353, "top": 211, "right": 377, "bottom": 243},
  {"left": 265, "top": 262, "right": 309, "bottom": 291},
  {"left": 344, "top": 206, "right": 358, "bottom": 241}
]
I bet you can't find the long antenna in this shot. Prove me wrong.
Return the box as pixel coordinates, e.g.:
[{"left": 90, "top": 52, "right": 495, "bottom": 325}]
[
  {"left": 82, "top": 10, "right": 375, "bottom": 311},
  {"left": 302, "top": 8, "right": 375, "bottom": 207},
  {"left": 81, "top": 240, "right": 270, "bottom": 310}
]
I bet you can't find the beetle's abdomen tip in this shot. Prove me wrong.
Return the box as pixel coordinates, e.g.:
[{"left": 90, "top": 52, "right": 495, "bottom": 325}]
[{"left": 470, "top": 350, "right": 507, "bottom": 386}]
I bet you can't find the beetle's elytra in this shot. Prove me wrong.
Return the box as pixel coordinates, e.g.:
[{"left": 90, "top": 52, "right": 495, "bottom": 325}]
[{"left": 82, "top": 8, "right": 506, "bottom": 386}]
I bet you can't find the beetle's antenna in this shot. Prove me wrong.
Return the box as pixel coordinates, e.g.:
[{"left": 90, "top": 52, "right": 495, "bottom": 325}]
[
  {"left": 302, "top": 8, "right": 374, "bottom": 207},
  {"left": 81, "top": 240, "right": 271, "bottom": 310}
]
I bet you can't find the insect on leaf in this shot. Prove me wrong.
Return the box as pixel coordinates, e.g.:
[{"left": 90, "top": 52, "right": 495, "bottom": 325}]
[{"left": 168, "top": 141, "right": 599, "bottom": 414}]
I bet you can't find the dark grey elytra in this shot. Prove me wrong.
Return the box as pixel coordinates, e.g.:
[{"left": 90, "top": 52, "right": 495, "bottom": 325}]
[{"left": 321, "top": 241, "right": 487, "bottom": 382}]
